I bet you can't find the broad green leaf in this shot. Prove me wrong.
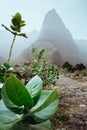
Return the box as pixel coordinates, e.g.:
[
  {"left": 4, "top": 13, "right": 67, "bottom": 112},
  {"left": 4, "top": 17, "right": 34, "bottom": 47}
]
[
  {"left": 0, "top": 90, "right": 1, "bottom": 100},
  {"left": 10, "top": 118, "right": 51, "bottom": 130},
  {"left": 0, "top": 123, "right": 6, "bottom": 130},
  {"left": 0, "top": 83, "right": 3, "bottom": 88},
  {"left": 10, "top": 25, "right": 16, "bottom": 31},
  {"left": 26, "top": 75, "right": 43, "bottom": 106},
  {"left": 12, "top": 18, "right": 20, "bottom": 27},
  {"left": 1, "top": 86, "right": 24, "bottom": 114},
  {"left": 11, "top": 17, "right": 20, "bottom": 32},
  {"left": 3, "top": 75, "right": 33, "bottom": 109},
  {"left": 1, "top": 62, "right": 10, "bottom": 70},
  {"left": 0, "top": 110, "right": 20, "bottom": 124},
  {"left": 0, "top": 109, "right": 21, "bottom": 130},
  {"left": 12, "top": 13, "right": 21, "bottom": 25},
  {"left": 23, "top": 114, "right": 46, "bottom": 124},
  {"left": 0, "top": 83, "right": 3, "bottom": 100},
  {"left": 14, "top": 13, "right": 22, "bottom": 22},
  {"left": 37, "top": 120, "right": 51, "bottom": 129},
  {"left": 34, "top": 99, "right": 58, "bottom": 120},
  {"left": 0, "top": 122, "right": 12, "bottom": 130},
  {"left": 30, "top": 120, "right": 51, "bottom": 130},
  {"left": 31, "top": 89, "right": 59, "bottom": 113},
  {"left": 11, "top": 12, "right": 26, "bottom": 32},
  {"left": 17, "top": 33, "right": 27, "bottom": 38},
  {"left": 0, "top": 101, "right": 21, "bottom": 130},
  {"left": 20, "top": 23, "right": 26, "bottom": 27}
]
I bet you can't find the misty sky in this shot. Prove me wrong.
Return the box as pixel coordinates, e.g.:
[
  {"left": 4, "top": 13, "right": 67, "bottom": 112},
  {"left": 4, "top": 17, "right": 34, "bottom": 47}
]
[{"left": 0, "top": 0, "right": 87, "bottom": 40}]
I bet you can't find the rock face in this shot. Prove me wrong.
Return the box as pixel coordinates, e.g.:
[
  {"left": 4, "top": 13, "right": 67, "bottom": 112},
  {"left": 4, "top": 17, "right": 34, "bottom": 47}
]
[
  {"left": 62, "top": 62, "right": 73, "bottom": 72},
  {"left": 19, "top": 9, "right": 81, "bottom": 66},
  {"left": 38, "top": 9, "right": 80, "bottom": 65},
  {"left": 73, "top": 63, "right": 86, "bottom": 71}
]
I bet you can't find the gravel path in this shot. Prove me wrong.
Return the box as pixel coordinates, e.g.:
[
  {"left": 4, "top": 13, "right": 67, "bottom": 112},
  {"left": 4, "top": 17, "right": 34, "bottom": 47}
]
[{"left": 55, "top": 75, "right": 87, "bottom": 130}]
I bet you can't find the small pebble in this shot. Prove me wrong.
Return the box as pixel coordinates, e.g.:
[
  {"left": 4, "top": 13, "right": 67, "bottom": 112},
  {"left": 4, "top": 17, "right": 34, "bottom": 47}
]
[{"left": 79, "top": 104, "right": 86, "bottom": 107}]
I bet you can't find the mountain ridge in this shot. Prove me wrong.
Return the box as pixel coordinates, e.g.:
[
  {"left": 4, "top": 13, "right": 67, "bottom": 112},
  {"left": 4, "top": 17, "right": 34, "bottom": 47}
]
[{"left": 16, "top": 9, "right": 82, "bottom": 66}]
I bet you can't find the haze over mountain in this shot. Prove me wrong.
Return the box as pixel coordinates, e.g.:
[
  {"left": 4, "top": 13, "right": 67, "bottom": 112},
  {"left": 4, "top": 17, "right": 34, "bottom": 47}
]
[
  {"left": 0, "top": 56, "right": 5, "bottom": 65},
  {"left": 75, "top": 39, "right": 87, "bottom": 65},
  {"left": 18, "top": 9, "right": 82, "bottom": 66},
  {"left": 0, "top": 9, "right": 87, "bottom": 66}
]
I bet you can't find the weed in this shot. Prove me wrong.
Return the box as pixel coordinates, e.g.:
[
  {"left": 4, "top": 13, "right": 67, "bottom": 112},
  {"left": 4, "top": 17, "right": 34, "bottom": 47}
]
[{"left": 2, "top": 12, "right": 27, "bottom": 64}]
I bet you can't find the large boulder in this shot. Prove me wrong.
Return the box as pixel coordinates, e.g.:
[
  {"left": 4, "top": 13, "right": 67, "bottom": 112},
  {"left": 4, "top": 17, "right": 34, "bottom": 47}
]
[
  {"left": 62, "top": 61, "right": 73, "bottom": 72},
  {"left": 73, "top": 63, "right": 86, "bottom": 71}
]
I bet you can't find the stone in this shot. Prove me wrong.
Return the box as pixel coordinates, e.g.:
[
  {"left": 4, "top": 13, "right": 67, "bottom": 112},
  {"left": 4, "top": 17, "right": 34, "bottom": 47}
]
[
  {"left": 62, "top": 62, "right": 73, "bottom": 72},
  {"left": 73, "top": 63, "right": 86, "bottom": 71}
]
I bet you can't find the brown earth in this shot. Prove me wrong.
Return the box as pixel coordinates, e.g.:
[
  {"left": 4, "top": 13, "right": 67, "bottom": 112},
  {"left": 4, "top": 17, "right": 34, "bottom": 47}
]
[{"left": 52, "top": 74, "right": 87, "bottom": 130}]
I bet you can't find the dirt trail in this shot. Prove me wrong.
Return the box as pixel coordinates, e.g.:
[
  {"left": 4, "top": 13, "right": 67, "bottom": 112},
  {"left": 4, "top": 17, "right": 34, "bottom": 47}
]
[{"left": 56, "top": 75, "right": 87, "bottom": 130}]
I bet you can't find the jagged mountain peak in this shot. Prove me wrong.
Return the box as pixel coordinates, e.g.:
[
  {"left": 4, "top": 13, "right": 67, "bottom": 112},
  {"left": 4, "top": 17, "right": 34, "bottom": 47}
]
[
  {"left": 45, "top": 8, "right": 63, "bottom": 23},
  {"left": 46, "top": 8, "right": 57, "bottom": 15},
  {"left": 40, "top": 8, "right": 63, "bottom": 28},
  {"left": 39, "top": 9, "right": 72, "bottom": 40}
]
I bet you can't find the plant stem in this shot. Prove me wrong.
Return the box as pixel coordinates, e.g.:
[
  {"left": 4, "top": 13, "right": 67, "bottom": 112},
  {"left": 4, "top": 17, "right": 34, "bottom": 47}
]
[{"left": 7, "top": 34, "right": 16, "bottom": 64}]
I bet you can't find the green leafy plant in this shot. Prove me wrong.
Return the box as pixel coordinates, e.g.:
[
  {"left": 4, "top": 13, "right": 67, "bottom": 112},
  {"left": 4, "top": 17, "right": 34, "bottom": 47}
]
[
  {"left": 0, "top": 83, "right": 3, "bottom": 100},
  {"left": 0, "top": 62, "right": 13, "bottom": 83},
  {"left": 59, "top": 68, "right": 68, "bottom": 75},
  {"left": 0, "top": 62, "right": 14, "bottom": 100},
  {"left": 0, "top": 75, "right": 59, "bottom": 130},
  {"left": 74, "top": 69, "right": 87, "bottom": 77},
  {"left": 51, "top": 112, "right": 68, "bottom": 129},
  {"left": 2, "top": 12, "right": 27, "bottom": 64},
  {"left": 23, "top": 48, "right": 59, "bottom": 88}
]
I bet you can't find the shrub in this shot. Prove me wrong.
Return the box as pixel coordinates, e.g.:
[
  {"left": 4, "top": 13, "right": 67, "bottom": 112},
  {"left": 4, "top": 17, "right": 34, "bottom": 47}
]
[
  {"left": 58, "top": 68, "right": 68, "bottom": 75},
  {"left": 0, "top": 75, "right": 59, "bottom": 130},
  {"left": 74, "top": 69, "right": 87, "bottom": 77},
  {"left": 0, "top": 62, "right": 13, "bottom": 83},
  {"left": 23, "top": 48, "right": 59, "bottom": 88}
]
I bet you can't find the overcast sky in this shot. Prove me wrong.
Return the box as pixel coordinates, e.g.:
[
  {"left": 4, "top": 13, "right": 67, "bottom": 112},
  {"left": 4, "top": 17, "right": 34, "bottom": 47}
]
[{"left": 0, "top": 0, "right": 87, "bottom": 40}]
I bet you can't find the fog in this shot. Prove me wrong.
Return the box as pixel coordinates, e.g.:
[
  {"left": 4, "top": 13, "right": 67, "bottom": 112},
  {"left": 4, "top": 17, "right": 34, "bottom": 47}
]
[
  {"left": 0, "top": 0, "right": 87, "bottom": 66},
  {"left": 0, "top": 9, "right": 87, "bottom": 66}
]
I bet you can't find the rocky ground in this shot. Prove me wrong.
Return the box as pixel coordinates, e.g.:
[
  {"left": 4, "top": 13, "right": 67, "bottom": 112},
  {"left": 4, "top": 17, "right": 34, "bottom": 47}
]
[{"left": 52, "top": 74, "right": 87, "bottom": 130}]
